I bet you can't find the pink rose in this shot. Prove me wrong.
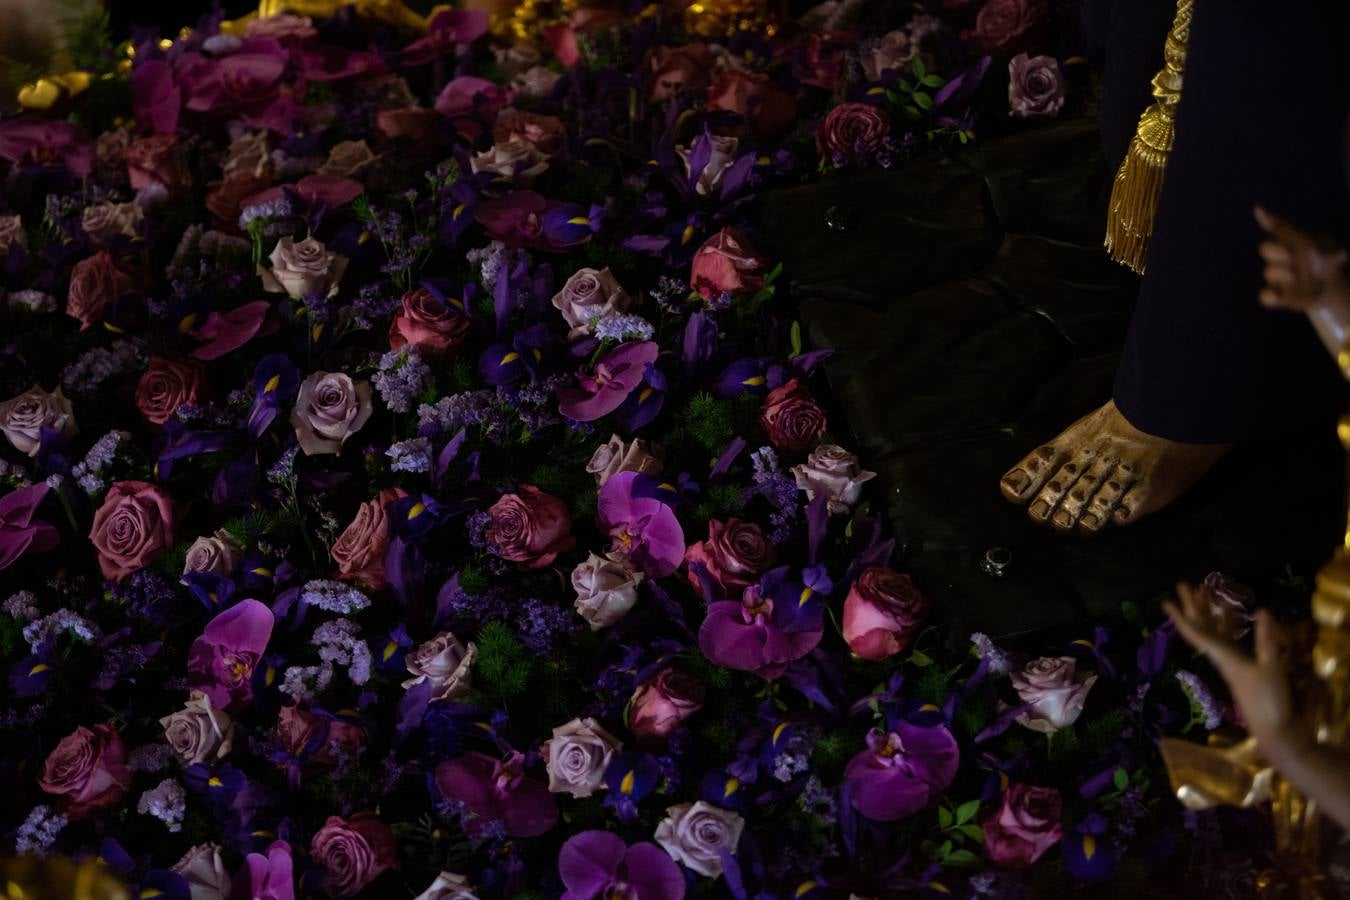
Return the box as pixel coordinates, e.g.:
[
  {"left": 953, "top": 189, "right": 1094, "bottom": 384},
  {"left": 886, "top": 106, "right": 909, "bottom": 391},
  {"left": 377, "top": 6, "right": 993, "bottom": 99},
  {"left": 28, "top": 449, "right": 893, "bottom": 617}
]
[
  {"left": 135, "top": 356, "right": 206, "bottom": 426},
  {"left": 1011, "top": 657, "right": 1097, "bottom": 732},
  {"left": 983, "top": 783, "right": 1064, "bottom": 868},
  {"left": 817, "top": 102, "right": 890, "bottom": 163},
  {"left": 37, "top": 723, "right": 132, "bottom": 820},
  {"left": 290, "top": 371, "right": 373, "bottom": 456},
  {"left": 401, "top": 631, "right": 476, "bottom": 701},
  {"left": 0, "top": 384, "right": 77, "bottom": 457},
  {"left": 484, "top": 485, "right": 576, "bottom": 570},
  {"left": 759, "top": 378, "right": 828, "bottom": 455},
  {"left": 649, "top": 44, "right": 715, "bottom": 100},
  {"left": 67, "top": 250, "right": 131, "bottom": 331},
  {"left": 653, "top": 801, "right": 745, "bottom": 878},
  {"left": 861, "top": 30, "right": 918, "bottom": 82},
  {"left": 690, "top": 227, "right": 766, "bottom": 301},
  {"left": 310, "top": 813, "right": 397, "bottom": 898},
  {"left": 842, "top": 567, "right": 928, "bottom": 660},
  {"left": 1008, "top": 53, "right": 1065, "bottom": 119},
  {"left": 126, "top": 133, "right": 183, "bottom": 190},
  {"left": 0, "top": 213, "right": 27, "bottom": 254},
  {"left": 543, "top": 717, "right": 621, "bottom": 798},
  {"left": 571, "top": 553, "right": 644, "bottom": 630},
  {"left": 81, "top": 202, "right": 143, "bottom": 245},
  {"left": 552, "top": 268, "right": 632, "bottom": 339},
  {"left": 160, "top": 691, "right": 235, "bottom": 765},
  {"left": 89, "top": 480, "right": 175, "bottom": 581},
  {"left": 792, "top": 444, "right": 876, "bottom": 514},
  {"left": 184, "top": 529, "right": 244, "bottom": 576},
  {"left": 470, "top": 139, "right": 550, "bottom": 184},
  {"left": 332, "top": 488, "right": 405, "bottom": 590},
  {"left": 493, "top": 109, "right": 567, "bottom": 154},
  {"left": 276, "top": 706, "right": 367, "bottom": 771},
  {"left": 259, "top": 236, "right": 348, "bottom": 300},
  {"left": 543, "top": 8, "right": 621, "bottom": 68},
  {"left": 223, "top": 131, "right": 273, "bottom": 180},
  {"left": 971, "top": 0, "right": 1047, "bottom": 54},
  {"left": 318, "top": 140, "right": 378, "bottom": 178},
  {"left": 586, "top": 433, "right": 663, "bottom": 486},
  {"left": 414, "top": 872, "right": 479, "bottom": 900},
  {"left": 389, "top": 287, "right": 472, "bottom": 358},
  {"left": 629, "top": 668, "right": 704, "bottom": 740},
  {"left": 683, "top": 518, "right": 776, "bottom": 603},
  {"left": 706, "top": 69, "right": 797, "bottom": 141},
  {"left": 677, "top": 134, "right": 740, "bottom": 197}
]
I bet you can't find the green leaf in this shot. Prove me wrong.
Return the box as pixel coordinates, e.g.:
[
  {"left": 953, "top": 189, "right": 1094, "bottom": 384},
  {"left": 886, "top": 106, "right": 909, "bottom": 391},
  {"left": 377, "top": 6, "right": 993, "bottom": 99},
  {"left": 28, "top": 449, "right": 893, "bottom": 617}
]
[
  {"left": 959, "top": 825, "right": 985, "bottom": 843},
  {"left": 897, "top": 77, "right": 913, "bottom": 93},
  {"left": 912, "top": 92, "right": 934, "bottom": 111},
  {"left": 921, "top": 73, "right": 946, "bottom": 88},
  {"left": 938, "top": 806, "right": 954, "bottom": 829},
  {"left": 910, "top": 649, "right": 934, "bottom": 668},
  {"left": 956, "top": 799, "right": 981, "bottom": 825},
  {"left": 1121, "top": 600, "right": 1141, "bottom": 624},
  {"left": 1113, "top": 767, "right": 1130, "bottom": 791},
  {"left": 885, "top": 89, "right": 902, "bottom": 105},
  {"left": 904, "top": 105, "right": 921, "bottom": 121},
  {"left": 945, "top": 849, "right": 979, "bottom": 866},
  {"left": 790, "top": 321, "right": 803, "bottom": 358},
  {"left": 911, "top": 55, "right": 927, "bottom": 79}
]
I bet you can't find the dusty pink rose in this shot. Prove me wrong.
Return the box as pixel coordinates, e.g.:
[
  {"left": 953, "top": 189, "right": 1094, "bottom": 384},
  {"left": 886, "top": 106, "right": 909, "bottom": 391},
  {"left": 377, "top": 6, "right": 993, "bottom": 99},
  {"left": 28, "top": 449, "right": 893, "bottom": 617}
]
[
  {"left": 690, "top": 227, "right": 766, "bottom": 300},
  {"left": 512, "top": 66, "right": 561, "bottom": 100},
  {"left": 817, "top": 102, "right": 890, "bottom": 163},
  {"left": 707, "top": 69, "right": 798, "bottom": 141},
  {"left": 95, "top": 128, "right": 131, "bottom": 174},
  {"left": 126, "top": 133, "right": 183, "bottom": 190},
  {"left": 318, "top": 140, "right": 378, "bottom": 178},
  {"left": 677, "top": 134, "right": 740, "bottom": 197},
  {"left": 842, "top": 567, "right": 928, "bottom": 660},
  {"left": 160, "top": 691, "right": 235, "bottom": 765},
  {"left": 1008, "top": 53, "right": 1064, "bottom": 119},
  {"left": 862, "top": 30, "right": 918, "bottom": 82},
  {"left": 170, "top": 844, "right": 232, "bottom": 899},
  {"left": 89, "top": 480, "right": 175, "bottom": 581},
  {"left": 982, "top": 783, "right": 1064, "bottom": 868},
  {"left": 1011, "top": 657, "right": 1097, "bottom": 733},
  {"left": 276, "top": 706, "right": 367, "bottom": 770},
  {"left": 493, "top": 109, "right": 566, "bottom": 154},
  {"left": 543, "top": 717, "right": 621, "bottom": 798},
  {"left": 495, "top": 43, "right": 543, "bottom": 78},
  {"left": 259, "top": 236, "right": 348, "bottom": 300},
  {"left": 684, "top": 518, "right": 776, "bottom": 603},
  {"left": 586, "top": 434, "right": 663, "bottom": 486},
  {"left": 759, "top": 378, "right": 827, "bottom": 455},
  {"left": 291, "top": 371, "right": 373, "bottom": 456},
  {"left": 389, "top": 287, "right": 472, "bottom": 358},
  {"left": 184, "top": 529, "right": 244, "bottom": 576},
  {"left": 0, "top": 213, "right": 26, "bottom": 254},
  {"left": 649, "top": 44, "right": 715, "bottom": 100},
  {"left": 414, "top": 871, "right": 479, "bottom": 900},
  {"left": 972, "top": 0, "right": 1047, "bottom": 53},
  {"left": 792, "top": 444, "right": 876, "bottom": 514},
  {"left": 135, "top": 356, "right": 206, "bottom": 426},
  {"left": 223, "top": 131, "right": 273, "bottom": 180},
  {"left": 470, "top": 139, "right": 550, "bottom": 184},
  {"left": 332, "top": 488, "right": 405, "bottom": 590},
  {"left": 572, "top": 553, "right": 644, "bottom": 630},
  {"left": 653, "top": 801, "right": 745, "bottom": 878},
  {"left": 67, "top": 250, "right": 131, "bottom": 331},
  {"left": 485, "top": 485, "right": 576, "bottom": 570},
  {"left": 310, "top": 813, "right": 397, "bottom": 898},
  {"left": 38, "top": 723, "right": 132, "bottom": 820},
  {"left": 552, "top": 268, "right": 632, "bottom": 339},
  {"left": 629, "top": 668, "right": 704, "bottom": 740},
  {"left": 0, "top": 384, "right": 77, "bottom": 457},
  {"left": 402, "top": 631, "right": 477, "bottom": 701},
  {"left": 81, "top": 202, "right": 143, "bottom": 244}
]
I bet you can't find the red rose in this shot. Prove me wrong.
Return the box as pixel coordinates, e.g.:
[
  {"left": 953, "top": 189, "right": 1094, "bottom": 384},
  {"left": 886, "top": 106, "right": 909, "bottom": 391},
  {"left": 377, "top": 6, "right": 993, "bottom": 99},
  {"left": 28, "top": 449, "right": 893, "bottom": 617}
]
[
  {"left": 982, "top": 783, "right": 1064, "bottom": 868},
  {"left": 388, "top": 288, "right": 471, "bottom": 358},
  {"left": 629, "top": 668, "right": 705, "bottom": 740},
  {"left": 125, "top": 133, "right": 183, "bottom": 191},
  {"left": 310, "top": 813, "right": 397, "bottom": 898},
  {"left": 135, "top": 356, "right": 206, "bottom": 426},
  {"left": 332, "top": 488, "right": 405, "bottom": 590},
  {"left": 89, "top": 480, "right": 176, "bottom": 581},
  {"left": 817, "top": 102, "right": 890, "bottom": 163},
  {"left": 648, "top": 44, "right": 714, "bottom": 100},
  {"left": 684, "top": 518, "right": 776, "bottom": 602},
  {"left": 38, "top": 724, "right": 132, "bottom": 820},
  {"left": 971, "top": 0, "right": 1047, "bottom": 54},
  {"left": 67, "top": 251, "right": 131, "bottom": 331},
  {"left": 759, "top": 378, "right": 827, "bottom": 455},
  {"left": 690, "top": 227, "right": 766, "bottom": 301},
  {"left": 485, "top": 485, "right": 576, "bottom": 570},
  {"left": 707, "top": 69, "right": 797, "bottom": 141},
  {"left": 276, "top": 706, "right": 367, "bottom": 771},
  {"left": 842, "top": 567, "right": 928, "bottom": 660}
]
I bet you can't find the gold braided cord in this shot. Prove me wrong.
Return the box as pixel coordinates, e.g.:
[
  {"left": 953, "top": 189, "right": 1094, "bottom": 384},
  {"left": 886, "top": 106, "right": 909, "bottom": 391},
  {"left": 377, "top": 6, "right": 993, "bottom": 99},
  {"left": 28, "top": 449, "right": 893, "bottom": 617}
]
[{"left": 1103, "top": 0, "right": 1192, "bottom": 275}]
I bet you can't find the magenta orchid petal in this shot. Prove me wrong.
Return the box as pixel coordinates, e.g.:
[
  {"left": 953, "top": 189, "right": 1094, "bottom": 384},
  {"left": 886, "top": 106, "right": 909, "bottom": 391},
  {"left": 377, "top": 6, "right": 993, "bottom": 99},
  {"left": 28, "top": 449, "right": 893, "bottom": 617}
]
[
  {"left": 0, "top": 118, "right": 93, "bottom": 178},
  {"left": 185, "top": 599, "right": 274, "bottom": 712},
  {"left": 132, "top": 60, "right": 182, "bottom": 134},
  {"left": 623, "top": 843, "right": 686, "bottom": 899},
  {"left": 559, "top": 830, "right": 627, "bottom": 898},
  {"left": 0, "top": 483, "right": 59, "bottom": 571},
  {"left": 844, "top": 721, "right": 960, "bottom": 821},
  {"left": 192, "top": 301, "right": 273, "bottom": 360},
  {"left": 435, "top": 752, "right": 559, "bottom": 838},
  {"left": 557, "top": 342, "right": 660, "bottom": 422},
  {"left": 596, "top": 472, "right": 685, "bottom": 578}
]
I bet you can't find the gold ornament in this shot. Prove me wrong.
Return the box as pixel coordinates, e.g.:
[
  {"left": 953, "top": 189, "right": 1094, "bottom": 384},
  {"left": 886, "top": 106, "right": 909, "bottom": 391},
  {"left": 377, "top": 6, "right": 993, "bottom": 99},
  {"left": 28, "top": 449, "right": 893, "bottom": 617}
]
[
  {"left": 678, "top": 0, "right": 774, "bottom": 40},
  {"left": 0, "top": 856, "right": 130, "bottom": 900}
]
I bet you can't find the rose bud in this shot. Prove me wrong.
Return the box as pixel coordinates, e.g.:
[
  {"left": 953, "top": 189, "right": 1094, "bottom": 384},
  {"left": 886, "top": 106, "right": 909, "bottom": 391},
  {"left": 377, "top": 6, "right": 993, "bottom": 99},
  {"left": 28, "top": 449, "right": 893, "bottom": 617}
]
[
  {"left": 817, "top": 102, "right": 890, "bottom": 164},
  {"left": 982, "top": 783, "right": 1065, "bottom": 868},
  {"left": 690, "top": 227, "right": 766, "bottom": 301},
  {"left": 484, "top": 485, "right": 577, "bottom": 570},
  {"left": 683, "top": 518, "right": 776, "bottom": 603},
  {"left": 135, "top": 356, "right": 206, "bottom": 426},
  {"left": 759, "top": 378, "right": 828, "bottom": 455},
  {"left": 629, "top": 668, "right": 704, "bottom": 740},
  {"left": 89, "top": 480, "right": 175, "bottom": 581},
  {"left": 0, "top": 384, "right": 77, "bottom": 457},
  {"left": 971, "top": 0, "right": 1047, "bottom": 54},
  {"left": 706, "top": 69, "right": 797, "bottom": 141},
  {"left": 389, "top": 287, "right": 471, "bottom": 358},
  {"left": 842, "top": 567, "right": 928, "bottom": 660},
  {"left": 543, "top": 717, "right": 622, "bottom": 798},
  {"left": 791, "top": 444, "right": 876, "bottom": 514},
  {"left": 571, "top": 553, "right": 644, "bottom": 630},
  {"left": 38, "top": 723, "right": 132, "bottom": 820}
]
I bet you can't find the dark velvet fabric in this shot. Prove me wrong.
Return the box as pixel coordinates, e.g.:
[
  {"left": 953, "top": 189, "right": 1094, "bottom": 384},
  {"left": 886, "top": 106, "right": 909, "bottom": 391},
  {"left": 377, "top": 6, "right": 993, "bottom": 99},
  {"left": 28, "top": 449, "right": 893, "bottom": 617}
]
[{"left": 1101, "top": 0, "right": 1350, "bottom": 443}]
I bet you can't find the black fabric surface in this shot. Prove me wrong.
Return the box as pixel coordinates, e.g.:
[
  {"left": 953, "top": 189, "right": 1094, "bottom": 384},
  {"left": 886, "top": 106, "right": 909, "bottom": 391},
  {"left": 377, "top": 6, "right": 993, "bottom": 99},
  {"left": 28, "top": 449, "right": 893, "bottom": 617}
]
[{"left": 763, "top": 118, "right": 1344, "bottom": 640}]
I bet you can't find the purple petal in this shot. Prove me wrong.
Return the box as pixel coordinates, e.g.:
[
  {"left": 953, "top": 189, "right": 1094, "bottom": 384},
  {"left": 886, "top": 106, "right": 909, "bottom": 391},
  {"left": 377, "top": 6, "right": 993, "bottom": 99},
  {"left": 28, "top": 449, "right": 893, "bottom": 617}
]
[
  {"left": 558, "top": 831, "right": 625, "bottom": 897},
  {"left": 203, "top": 598, "right": 274, "bottom": 658},
  {"left": 624, "top": 843, "right": 685, "bottom": 900}
]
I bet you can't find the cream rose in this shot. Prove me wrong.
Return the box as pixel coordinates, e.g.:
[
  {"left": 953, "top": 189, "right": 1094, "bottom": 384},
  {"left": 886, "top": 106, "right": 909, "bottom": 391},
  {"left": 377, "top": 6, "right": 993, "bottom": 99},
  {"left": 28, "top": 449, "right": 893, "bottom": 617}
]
[
  {"left": 572, "top": 553, "right": 644, "bottom": 629},
  {"left": 1011, "top": 656, "right": 1098, "bottom": 733},
  {"left": 542, "top": 717, "right": 621, "bottom": 798},
  {"left": 0, "top": 384, "right": 77, "bottom": 457},
  {"left": 318, "top": 140, "right": 378, "bottom": 178},
  {"left": 81, "top": 202, "right": 144, "bottom": 244},
  {"left": 259, "top": 236, "right": 348, "bottom": 300},
  {"left": 653, "top": 801, "right": 745, "bottom": 878},
  {"left": 402, "top": 631, "right": 476, "bottom": 701},
  {"left": 469, "top": 139, "right": 550, "bottom": 184},
  {"left": 183, "top": 529, "right": 244, "bottom": 577},
  {"left": 290, "top": 371, "right": 373, "bottom": 456},
  {"left": 586, "top": 434, "right": 664, "bottom": 486},
  {"left": 160, "top": 691, "right": 235, "bottom": 765},
  {"left": 791, "top": 444, "right": 876, "bottom": 515},
  {"left": 223, "top": 131, "right": 272, "bottom": 180},
  {"left": 171, "top": 843, "right": 232, "bottom": 900},
  {"left": 0, "top": 213, "right": 26, "bottom": 254},
  {"left": 551, "top": 268, "right": 632, "bottom": 339}
]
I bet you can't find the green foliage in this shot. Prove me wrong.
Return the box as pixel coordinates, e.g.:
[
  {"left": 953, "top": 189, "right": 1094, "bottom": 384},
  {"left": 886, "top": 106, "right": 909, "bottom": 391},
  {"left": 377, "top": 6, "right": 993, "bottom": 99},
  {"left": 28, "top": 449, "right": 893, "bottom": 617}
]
[
  {"left": 458, "top": 566, "right": 490, "bottom": 595},
  {"left": 1045, "top": 725, "right": 1081, "bottom": 763},
  {"left": 158, "top": 540, "right": 190, "bottom": 579},
  {"left": 954, "top": 699, "right": 993, "bottom": 739},
  {"left": 474, "top": 621, "right": 531, "bottom": 699},
  {"left": 59, "top": 2, "right": 114, "bottom": 72},
  {"left": 683, "top": 393, "right": 734, "bottom": 452},
  {"left": 913, "top": 665, "right": 952, "bottom": 705},
  {"left": 1083, "top": 709, "right": 1130, "bottom": 755},
  {"left": 700, "top": 720, "right": 738, "bottom": 755},
  {"left": 811, "top": 730, "right": 853, "bottom": 771},
  {"left": 0, "top": 614, "right": 24, "bottom": 660},
  {"left": 693, "top": 482, "right": 745, "bottom": 522},
  {"left": 446, "top": 357, "right": 477, "bottom": 395}
]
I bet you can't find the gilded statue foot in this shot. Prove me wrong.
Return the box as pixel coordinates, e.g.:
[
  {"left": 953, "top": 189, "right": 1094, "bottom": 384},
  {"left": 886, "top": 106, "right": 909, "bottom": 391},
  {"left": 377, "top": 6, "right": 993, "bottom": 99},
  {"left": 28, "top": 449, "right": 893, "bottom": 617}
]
[{"left": 999, "top": 401, "right": 1231, "bottom": 534}]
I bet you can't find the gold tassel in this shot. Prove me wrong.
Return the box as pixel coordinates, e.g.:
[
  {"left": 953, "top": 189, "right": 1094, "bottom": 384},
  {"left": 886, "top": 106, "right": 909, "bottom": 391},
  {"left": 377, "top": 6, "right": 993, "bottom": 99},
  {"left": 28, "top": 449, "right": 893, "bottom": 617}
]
[{"left": 1104, "top": 0, "right": 1193, "bottom": 275}]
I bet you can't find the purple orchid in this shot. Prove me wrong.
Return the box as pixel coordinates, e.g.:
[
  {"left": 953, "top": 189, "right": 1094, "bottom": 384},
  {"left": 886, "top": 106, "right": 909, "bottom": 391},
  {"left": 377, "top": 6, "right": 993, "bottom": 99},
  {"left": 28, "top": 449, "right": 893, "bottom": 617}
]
[
  {"left": 191, "top": 300, "right": 273, "bottom": 361},
  {"left": 131, "top": 59, "right": 181, "bottom": 134},
  {"left": 435, "top": 750, "right": 558, "bottom": 838},
  {"left": 0, "top": 117, "right": 93, "bottom": 177},
  {"left": 403, "top": 9, "right": 488, "bottom": 65},
  {"left": 235, "top": 840, "right": 295, "bottom": 900},
  {"left": 557, "top": 342, "right": 660, "bottom": 422},
  {"left": 185, "top": 599, "right": 275, "bottom": 712},
  {"left": 844, "top": 721, "right": 959, "bottom": 821},
  {"left": 596, "top": 472, "right": 685, "bottom": 578},
  {"left": 0, "top": 483, "right": 59, "bottom": 571},
  {"left": 558, "top": 831, "right": 685, "bottom": 900},
  {"left": 698, "top": 566, "right": 829, "bottom": 679}
]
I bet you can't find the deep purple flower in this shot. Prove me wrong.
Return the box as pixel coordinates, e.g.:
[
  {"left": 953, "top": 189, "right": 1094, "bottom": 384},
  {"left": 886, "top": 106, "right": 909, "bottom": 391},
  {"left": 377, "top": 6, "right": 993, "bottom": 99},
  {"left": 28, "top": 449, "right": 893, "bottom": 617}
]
[
  {"left": 235, "top": 839, "right": 296, "bottom": 900},
  {"left": 435, "top": 751, "right": 558, "bottom": 838},
  {"left": 0, "top": 483, "right": 59, "bottom": 571},
  {"left": 248, "top": 354, "right": 301, "bottom": 438},
  {"left": 0, "top": 118, "right": 94, "bottom": 177},
  {"left": 698, "top": 566, "right": 827, "bottom": 679},
  {"left": 614, "top": 364, "right": 667, "bottom": 433},
  {"left": 595, "top": 472, "right": 685, "bottom": 578},
  {"left": 715, "top": 359, "right": 770, "bottom": 399},
  {"left": 843, "top": 721, "right": 959, "bottom": 821},
  {"left": 602, "top": 752, "right": 661, "bottom": 823},
  {"left": 558, "top": 831, "right": 685, "bottom": 900},
  {"left": 185, "top": 599, "right": 275, "bottom": 712},
  {"left": 557, "top": 342, "right": 660, "bottom": 422},
  {"left": 132, "top": 59, "right": 181, "bottom": 134},
  {"left": 403, "top": 9, "right": 489, "bottom": 65}
]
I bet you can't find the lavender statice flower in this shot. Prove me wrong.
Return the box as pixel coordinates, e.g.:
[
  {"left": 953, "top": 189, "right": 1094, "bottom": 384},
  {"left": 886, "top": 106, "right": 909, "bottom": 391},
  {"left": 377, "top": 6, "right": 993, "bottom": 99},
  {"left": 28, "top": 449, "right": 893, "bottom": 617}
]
[
  {"left": 301, "top": 580, "right": 371, "bottom": 614},
  {"left": 168, "top": 223, "right": 205, "bottom": 277},
  {"left": 970, "top": 632, "right": 1010, "bottom": 675},
  {"left": 651, "top": 275, "right": 690, "bottom": 311},
  {"left": 135, "top": 182, "right": 169, "bottom": 209},
  {"left": 314, "top": 618, "right": 373, "bottom": 686},
  {"left": 71, "top": 430, "right": 130, "bottom": 495},
  {"left": 467, "top": 241, "right": 511, "bottom": 293},
  {"left": 44, "top": 474, "right": 64, "bottom": 491},
  {"left": 281, "top": 664, "right": 333, "bottom": 704},
  {"left": 798, "top": 776, "right": 837, "bottom": 819},
  {"left": 238, "top": 196, "right": 294, "bottom": 229},
  {"left": 747, "top": 446, "right": 799, "bottom": 543},
  {"left": 267, "top": 445, "right": 299, "bottom": 486},
  {"left": 23, "top": 609, "right": 99, "bottom": 654},
  {"left": 129, "top": 744, "right": 176, "bottom": 773},
  {"left": 419, "top": 391, "right": 496, "bottom": 435},
  {"left": 137, "top": 779, "right": 186, "bottom": 832},
  {"left": 1176, "top": 670, "right": 1225, "bottom": 731},
  {"left": 3, "top": 590, "right": 39, "bottom": 621},
  {"left": 387, "top": 437, "right": 433, "bottom": 473},
  {"left": 593, "top": 312, "right": 656, "bottom": 343},
  {"left": 111, "top": 570, "right": 178, "bottom": 626},
  {"left": 61, "top": 340, "right": 146, "bottom": 394},
  {"left": 14, "top": 805, "right": 67, "bottom": 856},
  {"left": 350, "top": 282, "right": 403, "bottom": 330},
  {"left": 7, "top": 289, "right": 57, "bottom": 313},
  {"left": 517, "top": 598, "right": 581, "bottom": 657},
  {"left": 373, "top": 348, "right": 432, "bottom": 414},
  {"left": 201, "top": 33, "right": 241, "bottom": 55},
  {"left": 91, "top": 644, "right": 152, "bottom": 691}
]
